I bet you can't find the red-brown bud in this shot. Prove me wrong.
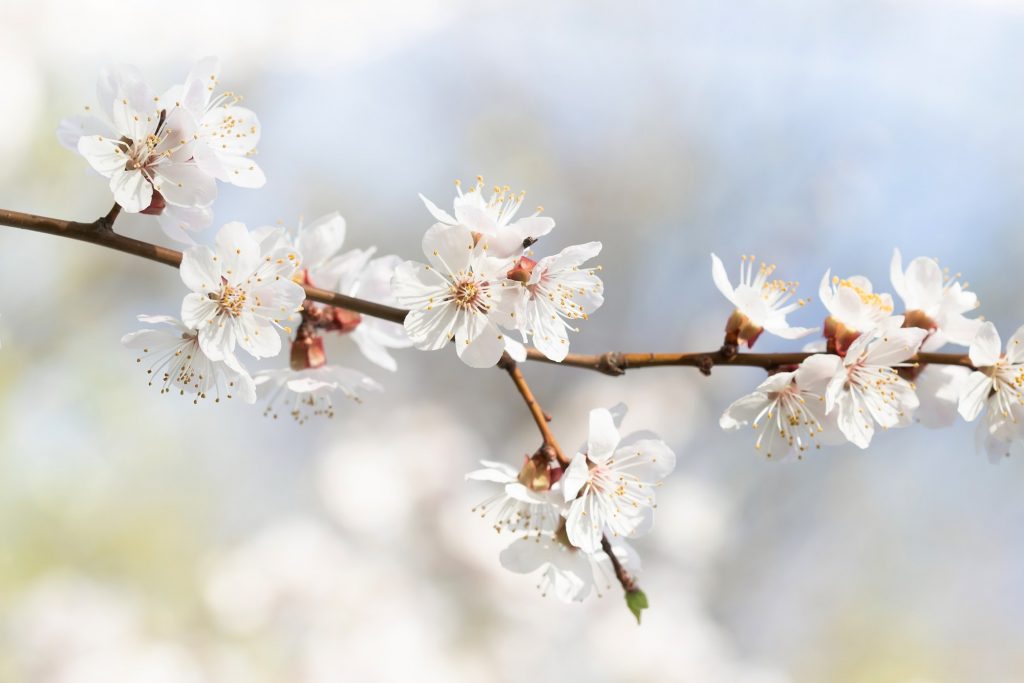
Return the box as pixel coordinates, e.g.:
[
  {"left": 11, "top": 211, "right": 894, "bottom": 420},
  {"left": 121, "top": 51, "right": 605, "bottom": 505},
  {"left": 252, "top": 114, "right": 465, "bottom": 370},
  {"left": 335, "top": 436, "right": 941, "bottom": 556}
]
[
  {"left": 140, "top": 190, "right": 166, "bottom": 215},
  {"left": 507, "top": 256, "right": 538, "bottom": 283},
  {"left": 329, "top": 308, "right": 363, "bottom": 334},
  {"left": 290, "top": 331, "right": 327, "bottom": 370},
  {"left": 823, "top": 316, "right": 861, "bottom": 356},
  {"left": 903, "top": 309, "right": 937, "bottom": 333},
  {"left": 724, "top": 310, "right": 763, "bottom": 348},
  {"left": 518, "top": 451, "right": 562, "bottom": 491}
]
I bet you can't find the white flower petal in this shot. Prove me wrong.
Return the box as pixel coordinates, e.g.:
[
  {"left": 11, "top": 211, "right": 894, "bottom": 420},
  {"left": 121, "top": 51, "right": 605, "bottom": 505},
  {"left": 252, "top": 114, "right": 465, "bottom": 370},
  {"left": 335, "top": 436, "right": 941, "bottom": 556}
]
[
  {"left": 422, "top": 223, "right": 475, "bottom": 274},
  {"left": 455, "top": 319, "right": 506, "bottom": 368},
  {"left": 836, "top": 395, "right": 874, "bottom": 448},
  {"left": 76, "top": 135, "right": 126, "bottom": 177},
  {"left": 109, "top": 169, "right": 152, "bottom": 213},
  {"left": 418, "top": 193, "right": 456, "bottom": 225},
  {"left": 58, "top": 114, "right": 116, "bottom": 152},
  {"left": 565, "top": 496, "right": 602, "bottom": 554},
  {"left": 969, "top": 321, "right": 1002, "bottom": 368},
  {"left": 181, "top": 292, "right": 218, "bottom": 329},
  {"left": 587, "top": 407, "right": 621, "bottom": 462},
  {"left": 720, "top": 392, "right": 769, "bottom": 430},
  {"left": 889, "top": 248, "right": 906, "bottom": 302},
  {"left": 958, "top": 371, "right": 993, "bottom": 422},
  {"left": 180, "top": 245, "right": 221, "bottom": 293},
  {"left": 153, "top": 164, "right": 216, "bottom": 208},
  {"left": 561, "top": 453, "right": 589, "bottom": 501},
  {"left": 710, "top": 253, "right": 737, "bottom": 305},
  {"left": 296, "top": 212, "right": 347, "bottom": 269}
]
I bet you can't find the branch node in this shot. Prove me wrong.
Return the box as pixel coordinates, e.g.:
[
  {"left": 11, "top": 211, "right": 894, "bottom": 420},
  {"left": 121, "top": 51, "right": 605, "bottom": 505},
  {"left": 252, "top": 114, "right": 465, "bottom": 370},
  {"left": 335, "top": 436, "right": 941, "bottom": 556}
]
[
  {"left": 697, "top": 355, "right": 714, "bottom": 376},
  {"left": 597, "top": 352, "right": 626, "bottom": 376},
  {"left": 92, "top": 203, "right": 121, "bottom": 234},
  {"left": 718, "top": 342, "right": 738, "bottom": 361},
  {"left": 537, "top": 443, "right": 558, "bottom": 463}
]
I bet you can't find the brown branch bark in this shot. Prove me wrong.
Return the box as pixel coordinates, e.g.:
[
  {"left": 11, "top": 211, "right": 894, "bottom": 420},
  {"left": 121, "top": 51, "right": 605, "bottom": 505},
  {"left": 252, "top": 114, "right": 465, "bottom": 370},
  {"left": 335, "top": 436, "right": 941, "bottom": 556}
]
[
  {"left": 497, "top": 353, "right": 570, "bottom": 467},
  {"left": 525, "top": 348, "right": 975, "bottom": 374}
]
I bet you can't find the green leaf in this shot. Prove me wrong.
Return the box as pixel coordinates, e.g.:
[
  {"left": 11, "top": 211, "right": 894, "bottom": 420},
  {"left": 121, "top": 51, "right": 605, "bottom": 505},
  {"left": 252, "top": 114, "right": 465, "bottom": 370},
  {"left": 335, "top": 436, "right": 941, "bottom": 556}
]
[{"left": 625, "top": 589, "right": 648, "bottom": 624}]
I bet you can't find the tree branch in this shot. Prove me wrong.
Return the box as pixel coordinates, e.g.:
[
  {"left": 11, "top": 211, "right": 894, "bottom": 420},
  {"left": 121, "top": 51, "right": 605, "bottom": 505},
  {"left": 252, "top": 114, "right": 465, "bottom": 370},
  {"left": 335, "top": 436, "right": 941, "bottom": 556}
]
[
  {"left": 525, "top": 348, "right": 975, "bottom": 374},
  {"left": 497, "top": 353, "right": 570, "bottom": 467},
  {"left": 0, "top": 207, "right": 976, "bottom": 372},
  {"left": 0, "top": 208, "right": 408, "bottom": 324}
]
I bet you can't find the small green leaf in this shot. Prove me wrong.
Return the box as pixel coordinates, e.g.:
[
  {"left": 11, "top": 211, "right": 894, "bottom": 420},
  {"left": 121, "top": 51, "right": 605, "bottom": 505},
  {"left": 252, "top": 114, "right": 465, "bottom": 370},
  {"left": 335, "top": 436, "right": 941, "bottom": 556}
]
[{"left": 625, "top": 589, "right": 648, "bottom": 624}]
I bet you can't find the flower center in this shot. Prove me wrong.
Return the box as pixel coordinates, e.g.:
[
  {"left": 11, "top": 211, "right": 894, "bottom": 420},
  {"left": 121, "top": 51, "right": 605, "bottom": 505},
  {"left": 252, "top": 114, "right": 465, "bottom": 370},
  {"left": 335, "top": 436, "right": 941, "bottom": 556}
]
[
  {"left": 833, "top": 277, "right": 893, "bottom": 313},
  {"left": 451, "top": 279, "right": 484, "bottom": 310},
  {"left": 216, "top": 283, "right": 248, "bottom": 316}
]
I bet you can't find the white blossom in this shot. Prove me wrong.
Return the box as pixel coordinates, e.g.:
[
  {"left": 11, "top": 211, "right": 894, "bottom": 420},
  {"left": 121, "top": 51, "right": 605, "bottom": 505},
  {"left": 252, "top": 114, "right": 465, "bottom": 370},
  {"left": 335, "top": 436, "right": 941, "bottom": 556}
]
[
  {"left": 510, "top": 242, "right": 604, "bottom": 362},
  {"left": 720, "top": 354, "right": 843, "bottom": 459},
  {"left": 61, "top": 66, "right": 217, "bottom": 240},
  {"left": 121, "top": 314, "right": 256, "bottom": 404},
  {"left": 164, "top": 56, "right": 265, "bottom": 188},
  {"left": 957, "top": 321, "right": 1024, "bottom": 461},
  {"left": 391, "top": 223, "right": 522, "bottom": 368},
  {"left": 711, "top": 253, "right": 815, "bottom": 346},
  {"left": 562, "top": 406, "right": 676, "bottom": 553},
  {"left": 914, "top": 365, "right": 971, "bottom": 428},
  {"left": 419, "top": 177, "right": 555, "bottom": 258},
  {"left": 890, "top": 248, "right": 981, "bottom": 349},
  {"left": 255, "top": 366, "right": 381, "bottom": 423},
  {"left": 824, "top": 321, "right": 927, "bottom": 448},
  {"left": 156, "top": 205, "right": 214, "bottom": 245},
  {"left": 334, "top": 252, "right": 413, "bottom": 372},
  {"left": 257, "top": 212, "right": 413, "bottom": 371},
  {"left": 499, "top": 530, "right": 640, "bottom": 602},
  {"left": 180, "top": 222, "right": 305, "bottom": 361},
  {"left": 466, "top": 459, "right": 563, "bottom": 537},
  {"left": 819, "top": 270, "right": 895, "bottom": 351}
]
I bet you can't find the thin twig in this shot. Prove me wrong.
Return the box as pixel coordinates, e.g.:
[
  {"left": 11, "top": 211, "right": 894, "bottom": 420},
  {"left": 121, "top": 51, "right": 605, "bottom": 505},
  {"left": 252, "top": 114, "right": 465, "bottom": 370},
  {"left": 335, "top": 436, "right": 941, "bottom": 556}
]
[
  {"left": 497, "top": 353, "right": 570, "bottom": 467},
  {"left": 601, "top": 535, "right": 638, "bottom": 593}
]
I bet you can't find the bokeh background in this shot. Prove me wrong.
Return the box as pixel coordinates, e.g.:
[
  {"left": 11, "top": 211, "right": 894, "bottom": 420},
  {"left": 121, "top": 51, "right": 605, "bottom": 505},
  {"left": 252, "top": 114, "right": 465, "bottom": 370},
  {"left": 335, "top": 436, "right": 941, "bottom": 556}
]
[{"left": 2, "top": 0, "right": 1024, "bottom": 681}]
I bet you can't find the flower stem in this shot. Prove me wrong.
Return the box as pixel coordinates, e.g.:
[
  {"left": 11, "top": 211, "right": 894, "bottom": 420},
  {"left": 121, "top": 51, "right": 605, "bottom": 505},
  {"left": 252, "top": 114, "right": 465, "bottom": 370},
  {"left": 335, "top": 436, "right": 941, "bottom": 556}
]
[{"left": 497, "top": 353, "right": 569, "bottom": 467}]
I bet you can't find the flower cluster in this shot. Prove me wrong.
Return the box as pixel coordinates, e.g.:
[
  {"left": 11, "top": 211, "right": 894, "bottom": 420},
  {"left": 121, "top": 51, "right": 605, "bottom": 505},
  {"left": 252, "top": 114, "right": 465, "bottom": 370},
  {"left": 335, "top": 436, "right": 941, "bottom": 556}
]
[
  {"left": 249, "top": 212, "right": 410, "bottom": 422},
  {"left": 714, "top": 250, "right": 1024, "bottom": 461},
  {"left": 468, "top": 405, "right": 675, "bottom": 605},
  {"left": 59, "top": 58, "right": 263, "bottom": 243},
  {"left": 392, "top": 178, "right": 605, "bottom": 367},
  {"left": 122, "top": 214, "right": 409, "bottom": 421}
]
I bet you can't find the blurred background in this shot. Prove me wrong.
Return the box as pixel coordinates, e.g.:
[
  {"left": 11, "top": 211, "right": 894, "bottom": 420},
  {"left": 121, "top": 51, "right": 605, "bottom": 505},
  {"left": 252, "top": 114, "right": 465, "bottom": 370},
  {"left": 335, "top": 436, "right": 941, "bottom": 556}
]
[{"left": 2, "top": 0, "right": 1024, "bottom": 681}]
